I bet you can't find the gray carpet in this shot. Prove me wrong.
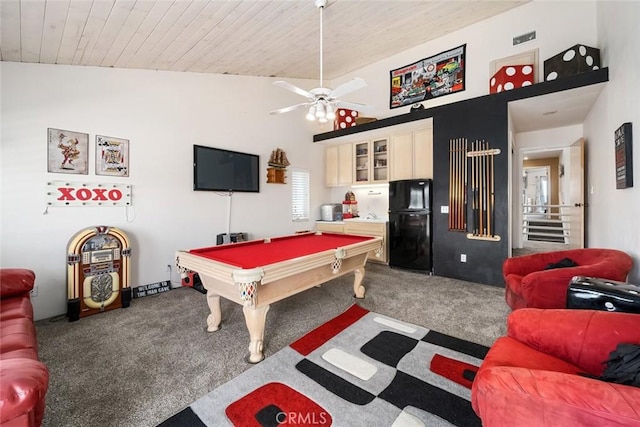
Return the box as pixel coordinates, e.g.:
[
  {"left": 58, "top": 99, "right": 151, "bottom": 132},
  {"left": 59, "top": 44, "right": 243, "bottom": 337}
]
[
  {"left": 36, "top": 263, "right": 510, "bottom": 427},
  {"left": 513, "top": 240, "right": 571, "bottom": 257}
]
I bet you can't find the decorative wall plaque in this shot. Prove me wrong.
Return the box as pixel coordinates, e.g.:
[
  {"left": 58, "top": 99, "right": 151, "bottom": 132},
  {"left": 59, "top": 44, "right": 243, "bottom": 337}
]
[
  {"left": 614, "top": 122, "right": 633, "bottom": 189},
  {"left": 47, "top": 128, "right": 89, "bottom": 174}
]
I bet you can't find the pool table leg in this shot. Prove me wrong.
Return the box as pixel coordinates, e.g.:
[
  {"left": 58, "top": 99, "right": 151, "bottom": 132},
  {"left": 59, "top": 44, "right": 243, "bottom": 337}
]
[
  {"left": 206, "top": 292, "right": 222, "bottom": 332},
  {"left": 353, "top": 266, "right": 365, "bottom": 298},
  {"left": 243, "top": 304, "right": 270, "bottom": 363}
]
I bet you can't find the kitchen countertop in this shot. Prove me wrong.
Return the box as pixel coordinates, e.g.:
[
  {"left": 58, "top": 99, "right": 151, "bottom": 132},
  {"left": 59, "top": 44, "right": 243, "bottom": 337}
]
[{"left": 317, "top": 218, "right": 388, "bottom": 224}]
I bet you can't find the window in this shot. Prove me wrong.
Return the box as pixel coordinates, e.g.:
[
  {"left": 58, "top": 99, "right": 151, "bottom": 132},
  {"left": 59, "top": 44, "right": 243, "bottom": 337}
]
[{"left": 291, "top": 168, "right": 310, "bottom": 222}]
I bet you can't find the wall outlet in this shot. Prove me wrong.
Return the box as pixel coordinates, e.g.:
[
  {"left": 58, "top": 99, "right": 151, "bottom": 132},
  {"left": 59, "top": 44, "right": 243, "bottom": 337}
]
[
  {"left": 30, "top": 285, "right": 38, "bottom": 298},
  {"left": 460, "top": 254, "right": 467, "bottom": 263},
  {"left": 441, "top": 206, "right": 449, "bottom": 214}
]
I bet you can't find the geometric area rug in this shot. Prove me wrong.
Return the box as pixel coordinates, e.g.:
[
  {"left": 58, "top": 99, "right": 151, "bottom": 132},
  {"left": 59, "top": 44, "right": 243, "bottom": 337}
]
[{"left": 158, "top": 304, "right": 489, "bottom": 427}]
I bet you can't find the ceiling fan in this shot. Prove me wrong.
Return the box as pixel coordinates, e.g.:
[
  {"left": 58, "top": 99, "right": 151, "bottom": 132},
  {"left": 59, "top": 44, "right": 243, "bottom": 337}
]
[{"left": 270, "top": 0, "right": 373, "bottom": 123}]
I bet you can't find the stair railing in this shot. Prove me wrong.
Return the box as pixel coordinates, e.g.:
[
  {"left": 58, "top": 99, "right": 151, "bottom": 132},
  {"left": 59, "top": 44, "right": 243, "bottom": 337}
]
[{"left": 522, "top": 204, "right": 572, "bottom": 243}]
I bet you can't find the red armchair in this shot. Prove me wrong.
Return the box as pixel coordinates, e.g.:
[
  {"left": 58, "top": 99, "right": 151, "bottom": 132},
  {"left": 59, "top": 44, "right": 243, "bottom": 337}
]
[
  {"left": 472, "top": 308, "right": 640, "bottom": 427},
  {"left": 1, "top": 269, "right": 49, "bottom": 427},
  {"left": 503, "top": 248, "right": 632, "bottom": 309}
]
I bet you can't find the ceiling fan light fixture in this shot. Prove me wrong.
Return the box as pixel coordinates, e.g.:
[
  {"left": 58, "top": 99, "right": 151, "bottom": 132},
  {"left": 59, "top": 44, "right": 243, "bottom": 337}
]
[
  {"left": 270, "top": 0, "right": 373, "bottom": 122},
  {"left": 325, "top": 104, "right": 336, "bottom": 120},
  {"left": 306, "top": 106, "right": 317, "bottom": 121}
]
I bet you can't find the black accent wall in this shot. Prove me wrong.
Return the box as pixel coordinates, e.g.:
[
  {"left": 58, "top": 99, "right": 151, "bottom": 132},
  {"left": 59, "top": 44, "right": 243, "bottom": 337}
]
[
  {"left": 431, "top": 97, "right": 508, "bottom": 285},
  {"left": 314, "top": 69, "right": 609, "bottom": 287}
]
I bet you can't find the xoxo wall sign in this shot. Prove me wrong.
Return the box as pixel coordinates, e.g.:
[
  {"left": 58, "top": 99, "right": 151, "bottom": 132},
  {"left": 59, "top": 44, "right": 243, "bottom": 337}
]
[{"left": 46, "top": 181, "right": 132, "bottom": 207}]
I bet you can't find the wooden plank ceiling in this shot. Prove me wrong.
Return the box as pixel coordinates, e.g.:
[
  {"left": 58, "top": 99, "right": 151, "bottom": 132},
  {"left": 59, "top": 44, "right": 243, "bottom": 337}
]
[{"left": 0, "top": 0, "right": 528, "bottom": 80}]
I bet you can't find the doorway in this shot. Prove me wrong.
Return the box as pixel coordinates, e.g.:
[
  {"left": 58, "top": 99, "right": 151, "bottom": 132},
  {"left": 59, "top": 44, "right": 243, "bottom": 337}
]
[
  {"left": 513, "top": 148, "right": 577, "bottom": 256},
  {"left": 507, "top": 84, "right": 602, "bottom": 258},
  {"left": 522, "top": 155, "right": 567, "bottom": 253},
  {"left": 523, "top": 166, "right": 550, "bottom": 216}
]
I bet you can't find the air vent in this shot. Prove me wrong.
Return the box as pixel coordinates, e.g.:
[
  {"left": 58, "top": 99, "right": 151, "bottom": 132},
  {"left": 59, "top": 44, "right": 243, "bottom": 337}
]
[{"left": 513, "top": 31, "right": 536, "bottom": 46}]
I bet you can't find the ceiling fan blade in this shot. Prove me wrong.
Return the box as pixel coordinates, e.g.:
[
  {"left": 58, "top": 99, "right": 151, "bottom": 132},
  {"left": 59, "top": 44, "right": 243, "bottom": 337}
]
[
  {"left": 273, "top": 81, "right": 314, "bottom": 99},
  {"left": 269, "top": 103, "right": 310, "bottom": 115},
  {"left": 329, "top": 77, "right": 367, "bottom": 100},
  {"left": 333, "top": 100, "right": 374, "bottom": 114}
]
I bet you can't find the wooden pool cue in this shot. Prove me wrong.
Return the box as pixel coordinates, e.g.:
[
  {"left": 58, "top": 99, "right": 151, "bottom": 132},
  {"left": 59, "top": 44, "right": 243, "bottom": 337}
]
[
  {"left": 460, "top": 139, "right": 465, "bottom": 230},
  {"left": 453, "top": 139, "right": 458, "bottom": 230},
  {"left": 457, "top": 139, "right": 464, "bottom": 230},
  {"left": 448, "top": 140, "right": 453, "bottom": 230},
  {"left": 453, "top": 139, "right": 459, "bottom": 230},
  {"left": 490, "top": 145, "right": 495, "bottom": 237},
  {"left": 472, "top": 140, "right": 476, "bottom": 234},
  {"left": 478, "top": 142, "right": 487, "bottom": 235},
  {"left": 484, "top": 141, "right": 489, "bottom": 236},
  {"left": 456, "top": 139, "right": 460, "bottom": 230},
  {"left": 463, "top": 139, "right": 468, "bottom": 230}
]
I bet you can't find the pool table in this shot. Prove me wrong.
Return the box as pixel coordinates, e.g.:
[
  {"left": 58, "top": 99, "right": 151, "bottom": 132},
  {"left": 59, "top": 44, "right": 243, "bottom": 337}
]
[{"left": 175, "top": 231, "right": 382, "bottom": 363}]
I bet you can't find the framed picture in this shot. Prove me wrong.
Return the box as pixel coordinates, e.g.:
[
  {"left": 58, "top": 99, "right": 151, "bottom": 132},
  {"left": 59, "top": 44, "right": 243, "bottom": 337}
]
[
  {"left": 47, "top": 128, "right": 89, "bottom": 174},
  {"left": 614, "top": 122, "right": 633, "bottom": 189},
  {"left": 390, "top": 44, "right": 466, "bottom": 109},
  {"left": 96, "top": 135, "right": 129, "bottom": 177}
]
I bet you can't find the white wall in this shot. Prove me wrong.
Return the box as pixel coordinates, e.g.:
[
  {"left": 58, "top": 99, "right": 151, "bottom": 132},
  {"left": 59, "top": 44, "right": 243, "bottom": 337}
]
[
  {"left": 323, "top": 185, "right": 389, "bottom": 219},
  {"left": 330, "top": 1, "right": 598, "bottom": 121},
  {"left": 584, "top": 1, "right": 640, "bottom": 282},
  {"left": 0, "top": 63, "right": 328, "bottom": 319}
]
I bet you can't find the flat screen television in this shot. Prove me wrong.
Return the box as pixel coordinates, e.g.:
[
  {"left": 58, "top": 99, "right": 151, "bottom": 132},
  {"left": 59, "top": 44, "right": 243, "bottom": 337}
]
[{"left": 193, "top": 145, "right": 260, "bottom": 192}]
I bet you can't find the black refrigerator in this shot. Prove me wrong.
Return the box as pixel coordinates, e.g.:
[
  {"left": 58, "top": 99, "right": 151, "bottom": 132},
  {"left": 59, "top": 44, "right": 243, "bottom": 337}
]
[{"left": 388, "top": 179, "right": 433, "bottom": 271}]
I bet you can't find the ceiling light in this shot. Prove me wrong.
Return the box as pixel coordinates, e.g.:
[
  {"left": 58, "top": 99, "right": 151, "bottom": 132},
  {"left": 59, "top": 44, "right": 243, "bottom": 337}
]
[
  {"left": 325, "top": 104, "right": 336, "bottom": 120},
  {"left": 315, "top": 102, "right": 326, "bottom": 118},
  {"left": 306, "top": 106, "right": 317, "bottom": 121}
]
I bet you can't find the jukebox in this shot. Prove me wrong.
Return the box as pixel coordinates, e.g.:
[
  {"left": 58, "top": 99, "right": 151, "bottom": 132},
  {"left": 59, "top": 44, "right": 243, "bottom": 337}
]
[{"left": 66, "top": 226, "right": 132, "bottom": 321}]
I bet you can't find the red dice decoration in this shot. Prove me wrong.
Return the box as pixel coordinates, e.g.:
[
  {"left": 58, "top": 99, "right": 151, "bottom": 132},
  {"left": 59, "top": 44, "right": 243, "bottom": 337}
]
[
  {"left": 489, "top": 64, "right": 534, "bottom": 94},
  {"left": 333, "top": 109, "right": 358, "bottom": 130}
]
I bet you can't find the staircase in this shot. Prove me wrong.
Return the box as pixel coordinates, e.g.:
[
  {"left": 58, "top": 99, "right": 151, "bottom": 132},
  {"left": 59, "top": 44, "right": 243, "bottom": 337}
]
[
  {"left": 524, "top": 219, "right": 565, "bottom": 243},
  {"left": 523, "top": 205, "right": 568, "bottom": 244}
]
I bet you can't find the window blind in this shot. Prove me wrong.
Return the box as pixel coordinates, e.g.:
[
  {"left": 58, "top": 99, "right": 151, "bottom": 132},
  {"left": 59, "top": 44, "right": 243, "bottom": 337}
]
[{"left": 291, "top": 168, "right": 310, "bottom": 222}]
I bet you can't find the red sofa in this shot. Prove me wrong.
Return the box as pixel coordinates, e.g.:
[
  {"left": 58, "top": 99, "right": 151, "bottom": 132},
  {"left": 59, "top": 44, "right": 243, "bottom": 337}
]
[
  {"left": 503, "top": 248, "right": 633, "bottom": 309},
  {"left": 0, "top": 269, "right": 49, "bottom": 427},
  {"left": 472, "top": 308, "right": 640, "bottom": 426}
]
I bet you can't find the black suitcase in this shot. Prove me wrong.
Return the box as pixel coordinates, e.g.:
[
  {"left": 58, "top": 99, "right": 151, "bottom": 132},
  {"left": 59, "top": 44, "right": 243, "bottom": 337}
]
[{"left": 566, "top": 276, "right": 640, "bottom": 314}]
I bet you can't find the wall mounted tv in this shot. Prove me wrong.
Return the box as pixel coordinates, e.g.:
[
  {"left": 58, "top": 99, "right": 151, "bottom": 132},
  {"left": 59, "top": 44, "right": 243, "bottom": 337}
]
[{"left": 193, "top": 145, "right": 260, "bottom": 193}]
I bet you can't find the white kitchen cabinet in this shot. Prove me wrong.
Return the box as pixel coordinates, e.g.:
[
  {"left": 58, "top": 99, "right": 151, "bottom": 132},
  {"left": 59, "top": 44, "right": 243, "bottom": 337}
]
[
  {"left": 343, "top": 221, "right": 388, "bottom": 264},
  {"left": 316, "top": 220, "right": 388, "bottom": 264},
  {"left": 316, "top": 222, "right": 345, "bottom": 233},
  {"left": 389, "top": 132, "right": 413, "bottom": 181},
  {"left": 337, "top": 143, "right": 353, "bottom": 186},
  {"left": 325, "top": 143, "right": 353, "bottom": 187},
  {"left": 389, "top": 127, "right": 433, "bottom": 180},
  {"left": 413, "top": 127, "right": 433, "bottom": 179}
]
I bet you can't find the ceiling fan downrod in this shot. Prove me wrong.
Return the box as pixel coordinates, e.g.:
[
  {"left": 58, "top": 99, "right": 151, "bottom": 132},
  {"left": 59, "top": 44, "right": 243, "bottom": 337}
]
[{"left": 316, "top": 0, "right": 326, "bottom": 89}]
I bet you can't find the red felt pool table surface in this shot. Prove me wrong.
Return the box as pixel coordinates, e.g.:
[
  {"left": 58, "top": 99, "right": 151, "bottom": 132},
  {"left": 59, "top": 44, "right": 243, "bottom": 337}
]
[{"left": 189, "top": 232, "right": 375, "bottom": 269}]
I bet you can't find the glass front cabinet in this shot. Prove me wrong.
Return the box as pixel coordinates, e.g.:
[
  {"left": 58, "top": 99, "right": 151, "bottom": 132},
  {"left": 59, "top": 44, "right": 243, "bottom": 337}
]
[{"left": 353, "top": 138, "right": 388, "bottom": 184}]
